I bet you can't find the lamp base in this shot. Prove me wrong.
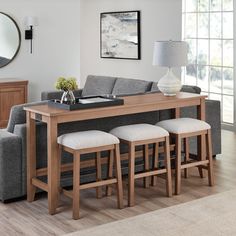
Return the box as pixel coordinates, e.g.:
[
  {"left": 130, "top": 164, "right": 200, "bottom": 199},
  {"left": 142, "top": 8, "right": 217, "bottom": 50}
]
[
  {"left": 158, "top": 68, "right": 182, "bottom": 96},
  {"left": 163, "top": 93, "right": 178, "bottom": 97}
]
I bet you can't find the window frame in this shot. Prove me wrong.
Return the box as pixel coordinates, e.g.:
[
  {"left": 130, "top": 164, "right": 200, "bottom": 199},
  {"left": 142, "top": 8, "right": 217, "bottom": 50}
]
[{"left": 182, "top": 0, "right": 235, "bottom": 126}]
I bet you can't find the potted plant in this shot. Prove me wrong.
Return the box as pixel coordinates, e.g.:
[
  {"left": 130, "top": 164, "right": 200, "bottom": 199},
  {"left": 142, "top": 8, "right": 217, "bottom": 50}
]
[{"left": 55, "top": 77, "right": 78, "bottom": 104}]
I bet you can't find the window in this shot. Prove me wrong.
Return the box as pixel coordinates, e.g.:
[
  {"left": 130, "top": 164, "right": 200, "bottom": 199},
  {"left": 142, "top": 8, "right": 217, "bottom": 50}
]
[{"left": 182, "top": 0, "right": 234, "bottom": 124}]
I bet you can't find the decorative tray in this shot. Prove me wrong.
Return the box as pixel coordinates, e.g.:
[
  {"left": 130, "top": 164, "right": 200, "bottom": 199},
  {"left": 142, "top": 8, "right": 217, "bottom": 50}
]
[{"left": 48, "top": 95, "right": 124, "bottom": 111}]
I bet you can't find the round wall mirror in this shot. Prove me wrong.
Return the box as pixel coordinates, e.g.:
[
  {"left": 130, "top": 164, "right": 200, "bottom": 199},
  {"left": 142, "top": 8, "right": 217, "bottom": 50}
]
[{"left": 0, "top": 12, "right": 21, "bottom": 68}]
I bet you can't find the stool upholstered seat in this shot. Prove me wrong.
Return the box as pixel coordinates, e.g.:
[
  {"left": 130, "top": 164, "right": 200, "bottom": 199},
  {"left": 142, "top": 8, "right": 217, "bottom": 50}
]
[
  {"left": 110, "top": 124, "right": 169, "bottom": 142},
  {"left": 57, "top": 130, "right": 120, "bottom": 150},
  {"left": 156, "top": 118, "right": 211, "bottom": 134}
]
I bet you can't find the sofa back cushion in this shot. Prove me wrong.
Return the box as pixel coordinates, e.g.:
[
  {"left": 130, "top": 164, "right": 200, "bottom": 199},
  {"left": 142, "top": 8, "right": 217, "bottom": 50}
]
[
  {"left": 151, "top": 82, "right": 201, "bottom": 94},
  {"left": 82, "top": 75, "right": 117, "bottom": 96},
  {"left": 112, "top": 78, "right": 152, "bottom": 96},
  {"left": 7, "top": 101, "right": 48, "bottom": 133}
]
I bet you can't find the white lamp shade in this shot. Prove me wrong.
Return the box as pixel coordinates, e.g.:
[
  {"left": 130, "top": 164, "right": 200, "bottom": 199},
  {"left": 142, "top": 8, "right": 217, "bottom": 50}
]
[
  {"left": 24, "top": 16, "right": 38, "bottom": 26},
  {"left": 153, "top": 41, "right": 188, "bottom": 67}
]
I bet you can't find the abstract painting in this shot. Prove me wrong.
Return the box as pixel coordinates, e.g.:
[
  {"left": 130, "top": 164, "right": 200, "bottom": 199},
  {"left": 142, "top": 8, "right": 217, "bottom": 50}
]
[{"left": 100, "top": 11, "right": 141, "bottom": 60}]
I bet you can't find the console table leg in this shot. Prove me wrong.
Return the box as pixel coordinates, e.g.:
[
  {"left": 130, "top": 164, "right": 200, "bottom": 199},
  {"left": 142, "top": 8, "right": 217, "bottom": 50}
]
[
  {"left": 47, "top": 118, "right": 59, "bottom": 215},
  {"left": 26, "top": 111, "right": 36, "bottom": 202}
]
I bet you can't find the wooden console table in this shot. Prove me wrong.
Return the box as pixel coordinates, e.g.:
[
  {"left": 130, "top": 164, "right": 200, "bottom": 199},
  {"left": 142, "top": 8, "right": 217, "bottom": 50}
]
[
  {"left": 24, "top": 92, "right": 206, "bottom": 215},
  {"left": 0, "top": 79, "right": 28, "bottom": 128}
]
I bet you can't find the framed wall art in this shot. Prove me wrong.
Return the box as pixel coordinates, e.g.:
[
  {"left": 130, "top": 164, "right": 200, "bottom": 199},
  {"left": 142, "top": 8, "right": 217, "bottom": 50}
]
[{"left": 100, "top": 11, "right": 141, "bottom": 60}]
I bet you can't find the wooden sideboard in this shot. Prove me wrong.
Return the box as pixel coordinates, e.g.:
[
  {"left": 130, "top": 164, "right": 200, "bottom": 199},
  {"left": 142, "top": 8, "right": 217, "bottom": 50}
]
[{"left": 0, "top": 79, "right": 28, "bottom": 128}]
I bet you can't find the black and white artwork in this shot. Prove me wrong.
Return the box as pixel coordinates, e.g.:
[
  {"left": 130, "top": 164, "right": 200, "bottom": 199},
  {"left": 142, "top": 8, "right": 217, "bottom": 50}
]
[{"left": 100, "top": 11, "right": 140, "bottom": 60}]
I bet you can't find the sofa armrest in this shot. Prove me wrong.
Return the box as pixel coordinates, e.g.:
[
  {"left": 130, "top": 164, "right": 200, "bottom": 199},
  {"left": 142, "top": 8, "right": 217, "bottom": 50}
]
[
  {"left": 14, "top": 122, "right": 47, "bottom": 196},
  {"left": 0, "top": 130, "right": 23, "bottom": 201},
  {"left": 205, "top": 99, "right": 221, "bottom": 155},
  {"left": 41, "top": 89, "right": 83, "bottom": 101}
]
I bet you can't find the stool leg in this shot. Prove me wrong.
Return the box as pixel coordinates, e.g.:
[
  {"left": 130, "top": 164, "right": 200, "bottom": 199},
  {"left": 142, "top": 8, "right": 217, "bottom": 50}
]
[
  {"left": 106, "top": 150, "right": 114, "bottom": 196},
  {"left": 175, "top": 134, "right": 182, "bottom": 195},
  {"left": 96, "top": 152, "right": 102, "bottom": 199},
  {"left": 143, "top": 144, "right": 150, "bottom": 188},
  {"left": 198, "top": 134, "right": 206, "bottom": 178},
  {"left": 198, "top": 166, "right": 204, "bottom": 178},
  {"left": 73, "top": 151, "right": 80, "bottom": 220},
  {"left": 114, "top": 144, "right": 124, "bottom": 209},
  {"left": 164, "top": 137, "right": 172, "bottom": 197},
  {"left": 184, "top": 138, "right": 189, "bottom": 178},
  {"left": 206, "top": 130, "right": 214, "bottom": 186},
  {"left": 152, "top": 143, "right": 159, "bottom": 186},
  {"left": 128, "top": 143, "right": 135, "bottom": 207}
]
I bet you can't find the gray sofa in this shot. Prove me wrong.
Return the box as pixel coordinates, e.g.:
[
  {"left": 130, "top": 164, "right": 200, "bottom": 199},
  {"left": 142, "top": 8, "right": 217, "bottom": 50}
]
[{"left": 0, "top": 75, "right": 221, "bottom": 201}]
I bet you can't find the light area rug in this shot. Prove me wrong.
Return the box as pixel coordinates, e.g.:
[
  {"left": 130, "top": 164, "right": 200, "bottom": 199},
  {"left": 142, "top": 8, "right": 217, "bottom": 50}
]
[{"left": 66, "top": 189, "right": 236, "bottom": 236}]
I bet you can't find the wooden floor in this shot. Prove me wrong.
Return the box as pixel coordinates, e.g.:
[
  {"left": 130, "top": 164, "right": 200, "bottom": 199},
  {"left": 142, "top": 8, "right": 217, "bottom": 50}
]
[{"left": 0, "top": 130, "right": 235, "bottom": 236}]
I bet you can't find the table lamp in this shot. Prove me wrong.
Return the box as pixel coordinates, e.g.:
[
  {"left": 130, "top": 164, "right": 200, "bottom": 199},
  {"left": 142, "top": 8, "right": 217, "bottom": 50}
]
[{"left": 153, "top": 41, "right": 188, "bottom": 96}]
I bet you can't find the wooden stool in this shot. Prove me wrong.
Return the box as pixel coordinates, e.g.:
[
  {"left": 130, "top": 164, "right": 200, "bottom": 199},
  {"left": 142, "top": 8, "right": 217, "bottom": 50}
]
[
  {"left": 57, "top": 130, "right": 124, "bottom": 219},
  {"left": 110, "top": 124, "right": 172, "bottom": 207},
  {"left": 157, "top": 118, "right": 214, "bottom": 195}
]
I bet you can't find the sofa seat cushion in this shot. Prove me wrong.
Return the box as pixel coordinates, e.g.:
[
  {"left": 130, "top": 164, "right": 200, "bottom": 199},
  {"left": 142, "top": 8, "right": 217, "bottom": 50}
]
[
  {"left": 112, "top": 78, "right": 152, "bottom": 96},
  {"left": 82, "top": 75, "right": 117, "bottom": 96},
  {"left": 157, "top": 118, "right": 211, "bottom": 134},
  {"left": 110, "top": 124, "right": 169, "bottom": 142},
  {"left": 58, "top": 130, "right": 119, "bottom": 150}
]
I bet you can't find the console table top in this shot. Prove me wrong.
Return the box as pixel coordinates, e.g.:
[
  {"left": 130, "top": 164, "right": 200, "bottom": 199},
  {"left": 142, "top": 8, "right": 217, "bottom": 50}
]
[{"left": 24, "top": 92, "right": 207, "bottom": 122}]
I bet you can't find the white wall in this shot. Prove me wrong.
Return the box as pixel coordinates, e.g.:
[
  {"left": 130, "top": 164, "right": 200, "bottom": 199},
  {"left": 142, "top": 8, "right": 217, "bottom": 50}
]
[
  {"left": 0, "top": 0, "right": 182, "bottom": 101},
  {"left": 0, "top": 0, "right": 80, "bottom": 101},
  {"left": 80, "top": 0, "right": 182, "bottom": 86}
]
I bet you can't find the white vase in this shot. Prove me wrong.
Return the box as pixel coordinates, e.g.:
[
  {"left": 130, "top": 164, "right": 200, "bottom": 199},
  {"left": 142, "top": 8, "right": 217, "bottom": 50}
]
[{"left": 158, "top": 68, "right": 182, "bottom": 96}]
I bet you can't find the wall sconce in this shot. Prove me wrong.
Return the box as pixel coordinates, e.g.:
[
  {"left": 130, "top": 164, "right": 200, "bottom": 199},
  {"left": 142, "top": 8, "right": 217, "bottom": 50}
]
[{"left": 24, "top": 16, "right": 38, "bottom": 54}]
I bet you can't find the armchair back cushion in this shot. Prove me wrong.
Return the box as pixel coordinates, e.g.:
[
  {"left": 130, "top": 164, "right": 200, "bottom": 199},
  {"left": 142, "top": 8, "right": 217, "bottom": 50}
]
[{"left": 7, "top": 101, "right": 48, "bottom": 133}]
